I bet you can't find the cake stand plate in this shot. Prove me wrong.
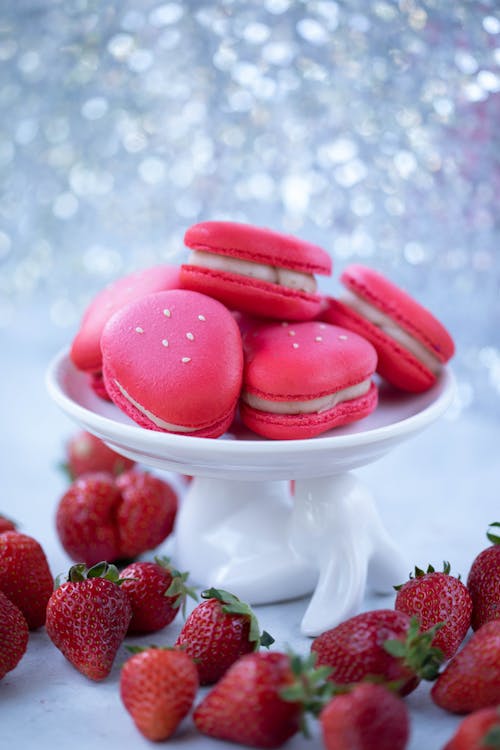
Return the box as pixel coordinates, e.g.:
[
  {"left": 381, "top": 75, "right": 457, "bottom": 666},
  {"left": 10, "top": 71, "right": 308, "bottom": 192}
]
[{"left": 46, "top": 350, "right": 455, "bottom": 635}]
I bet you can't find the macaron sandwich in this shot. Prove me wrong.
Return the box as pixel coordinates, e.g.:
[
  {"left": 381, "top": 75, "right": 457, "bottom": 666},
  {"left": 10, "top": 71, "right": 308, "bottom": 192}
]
[
  {"left": 239, "top": 320, "right": 378, "bottom": 440},
  {"left": 180, "top": 221, "right": 332, "bottom": 321},
  {"left": 101, "top": 289, "right": 243, "bottom": 438},
  {"left": 321, "top": 264, "right": 455, "bottom": 393},
  {"left": 70, "top": 264, "right": 181, "bottom": 398}
]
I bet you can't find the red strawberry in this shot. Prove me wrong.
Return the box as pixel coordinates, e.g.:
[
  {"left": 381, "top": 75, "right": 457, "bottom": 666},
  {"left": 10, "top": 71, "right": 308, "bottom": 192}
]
[
  {"left": 45, "top": 561, "right": 132, "bottom": 680},
  {"left": 55, "top": 469, "right": 178, "bottom": 566},
  {"left": 0, "top": 589, "right": 29, "bottom": 679},
  {"left": 175, "top": 587, "right": 274, "bottom": 685},
  {"left": 0, "top": 514, "right": 16, "bottom": 533},
  {"left": 0, "top": 530, "right": 53, "bottom": 629},
  {"left": 443, "top": 706, "right": 500, "bottom": 749},
  {"left": 115, "top": 470, "right": 178, "bottom": 559},
  {"left": 320, "top": 682, "right": 410, "bottom": 750},
  {"left": 311, "top": 609, "right": 444, "bottom": 696},
  {"left": 194, "top": 651, "right": 327, "bottom": 748},
  {"left": 56, "top": 472, "right": 122, "bottom": 565},
  {"left": 120, "top": 557, "right": 197, "bottom": 634},
  {"left": 64, "top": 430, "right": 135, "bottom": 479},
  {"left": 431, "top": 620, "right": 500, "bottom": 713},
  {"left": 467, "top": 522, "right": 500, "bottom": 630},
  {"left": 120, "top": 647, "right": 198, "bottom": 741},
  {"left": 394, "top": 562, "right": 472, "bottom": 659}
]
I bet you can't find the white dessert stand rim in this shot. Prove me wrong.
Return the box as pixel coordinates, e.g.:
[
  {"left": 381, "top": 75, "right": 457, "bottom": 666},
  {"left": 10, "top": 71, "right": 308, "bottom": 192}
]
[{"left": 46, "top": 348, "right": 455, "bottom": 479}]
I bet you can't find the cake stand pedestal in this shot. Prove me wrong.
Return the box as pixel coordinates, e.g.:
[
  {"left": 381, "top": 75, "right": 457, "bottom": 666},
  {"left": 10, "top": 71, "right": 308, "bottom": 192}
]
[{"left": 46, "top": 350, "right": 455, "bottom": 636}]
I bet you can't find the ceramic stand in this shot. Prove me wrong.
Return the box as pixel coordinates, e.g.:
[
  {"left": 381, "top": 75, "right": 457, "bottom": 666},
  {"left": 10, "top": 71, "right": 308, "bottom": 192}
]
[{"left": 175, "top": 473, "right": 407, "bottom": 635}]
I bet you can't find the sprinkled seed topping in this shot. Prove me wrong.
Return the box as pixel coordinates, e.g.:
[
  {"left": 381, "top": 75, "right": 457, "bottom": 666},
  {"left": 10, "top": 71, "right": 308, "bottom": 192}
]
[
  {"left": 339, "top": 334, "right": 348, "bottom": 340},
  {"left": 288, "top": 330, "right": 296, "bottom": 336},
  {"left": 186, "top": 332, "right": 194, "bottom": 341},
  {"left": 292, "top": 342, "right": 300, "bottom": 349},
  {"left": 135, "top": 326, "right": 144, "bottom": 334},
  {"left": 162, "top": 339, "right": 169, "bottom": 347},
  {"left": 198, "top": 314, "right": 206, "bottom": 321},
  {"left": 315, "top": 336, "right": 323, "bottom": 342},
  {"left": 181, "top": 357, "right": 191, "bottom": 363},
  {"left": 163, "top": 308, "right": 171, "bottom": 317}
]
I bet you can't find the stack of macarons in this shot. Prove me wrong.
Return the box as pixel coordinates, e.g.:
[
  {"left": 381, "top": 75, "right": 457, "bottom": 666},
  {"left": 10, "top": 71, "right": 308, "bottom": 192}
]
[{"left": 69, "top": 221, "right": 454, "bottom": 440}]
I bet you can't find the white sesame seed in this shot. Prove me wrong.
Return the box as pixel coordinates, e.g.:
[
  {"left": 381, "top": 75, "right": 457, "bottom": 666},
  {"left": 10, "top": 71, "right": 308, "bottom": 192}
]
[
  {"left": 315, "top": 336, "right": 323, "bottom": 342},
  {"left": 135, "top": 327, "right": 144, "bottom": 334},
  {"left": 162, "top": 339, "right": 169, "bottom": 347},
  {"left": 163, "top": 309, "right": 171, "bottom": 317},
  {"left": 181, "top": 357, "right": 191, "bottom": 363},
  {"left": 339, "top": 334, "right": 348, "bottom": 340},
  {"left": 288, "top": 330, "right": 296, "bottom": 336},
  {"left": 319, "top": 323, "right": 326, "bottom": 329},
  {"left": 186, "top": 332, "right": 194, "bottom": 341},
  {"left": 198, "top": 314, "right": 206, "bottom": 321},
  {"left": 292, "top": 342, "right": 300, "bottom": 349}
]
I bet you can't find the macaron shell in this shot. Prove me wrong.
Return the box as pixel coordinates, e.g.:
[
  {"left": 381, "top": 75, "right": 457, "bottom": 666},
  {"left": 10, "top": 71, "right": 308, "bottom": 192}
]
[
  {"left": 180, "top": 264, "right": 325, "bottom": 321},
  {"left": 101, "top": 289, "right": 243, "bottom": 437},
  {"left": 340, "top": 264, "right": 455, "bottom": 363},
  {"left": 322, "top": 297, "right": 438, "bottom": 393},
  {"left": 240, "top": 321, "right": 378, "bottom": 440},
  {"left": 240, "top": 381, "right": 378, "bottom": 440},
  {"left": 243, "top": 321, "right": 377, "bottom": 400},
  {"left": 70, "top": 264, "right": 182, "bottom": 373},
  {"left": 104, "top": 376, "right": 236, "bottom": 438},
  {"left": 184, "top": 221, "right": 332, "bottom": 275},
  {"left": 88, "top": 371, "right": 112, "bottom": 401}
]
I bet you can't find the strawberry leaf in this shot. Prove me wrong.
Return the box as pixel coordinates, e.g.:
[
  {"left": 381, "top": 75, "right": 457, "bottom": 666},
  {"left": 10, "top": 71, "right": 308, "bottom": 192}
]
[
  {"left": 64, "top": 561, "right": 123, "bottom": 585},
  {"left": 260, "top": 630, "right": 275, "bottom": 649},
  {"left": 483, "top": 724, "right": 500, "bottom": 747},
  {"left": 157, "top": 557, "right": 198, "bottom": 617},
  {"left": 280, "top": 651, "right": 334, "bottom": 723},
  {"left": 384, "top": 616, "right": 444, "bottom": 682},
  {"left": 201, "top": 588, "right": 274, "bottom": 650},
  {"left": 486, "top": 522, "right": 500, "bottom": 546}
]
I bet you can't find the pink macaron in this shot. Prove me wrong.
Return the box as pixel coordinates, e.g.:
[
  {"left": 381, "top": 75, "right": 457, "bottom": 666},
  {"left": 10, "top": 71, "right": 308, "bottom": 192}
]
[
  {"left": 180, "top": 221, "right": 332, "bottom": 321},
  {"left": 239, "top": 320, "right": 378, "bottom": 440},
  {"left": 70, "top": 264, "right": 182, "bottom": 375},
  {"left": 101, "top": 289, "right": 243, "bottom": 438},
  {"left": 320, "top": 264, "right": 455, "bottom": 393}
]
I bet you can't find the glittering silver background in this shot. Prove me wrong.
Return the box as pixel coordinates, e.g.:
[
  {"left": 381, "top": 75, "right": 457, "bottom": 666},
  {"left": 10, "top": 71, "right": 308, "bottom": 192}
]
[{"left": 1, "top": 0, "right": 499, "bottom": 416}]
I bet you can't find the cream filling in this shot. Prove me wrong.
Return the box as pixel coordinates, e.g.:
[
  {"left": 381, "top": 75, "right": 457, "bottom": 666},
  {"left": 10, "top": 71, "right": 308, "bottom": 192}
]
[
  {"left": 342, "top": 290, "right": 442, "bottom": 374},
  {"left": 187, "top": 250, "right": 317, "bottom": 293},
  {"left": 114, "top": 379, "right": 195, "bottom": 433},
  {"left": 242, "top": 379, "right": 371, "bottom": 415}
]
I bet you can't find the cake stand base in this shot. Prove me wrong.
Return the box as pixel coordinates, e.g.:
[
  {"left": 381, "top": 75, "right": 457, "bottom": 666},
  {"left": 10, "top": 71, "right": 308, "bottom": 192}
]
[{"left": 176, "top": 472, "right": 407, "bottom": 636}]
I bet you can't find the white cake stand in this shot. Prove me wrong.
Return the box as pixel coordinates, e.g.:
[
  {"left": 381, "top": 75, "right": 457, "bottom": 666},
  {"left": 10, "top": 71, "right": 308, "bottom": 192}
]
[{"left": 46, "top": 350, "right": 455, "bottom": 636}]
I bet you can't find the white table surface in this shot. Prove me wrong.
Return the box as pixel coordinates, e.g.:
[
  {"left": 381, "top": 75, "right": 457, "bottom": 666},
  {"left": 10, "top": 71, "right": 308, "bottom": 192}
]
[{"left": 2, "top": 314, "right": 499, "bottom": 750}]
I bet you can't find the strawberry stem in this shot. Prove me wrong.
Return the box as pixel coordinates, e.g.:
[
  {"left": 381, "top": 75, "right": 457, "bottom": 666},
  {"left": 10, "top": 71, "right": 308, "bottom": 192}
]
[
  {"left": 55, "top": 561, "right": 124, "bottom": 588},
  {"left": 280, "top": 652, "right": 335, "bottom": 735},
  {"left": 201, "top": 588, "right": 275, "bottom": 650},
  {"left": 486, "top": 522, "right": 500, "bottom": 546},
  {"left": 384, "top": 616, "right": 444, "bottom": 681},
  {"left": 483, "top": 725, "right": 500, "bottom": 747},
  {"left": 154, "top": 556, "right": 198, "bottom": 617}
]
